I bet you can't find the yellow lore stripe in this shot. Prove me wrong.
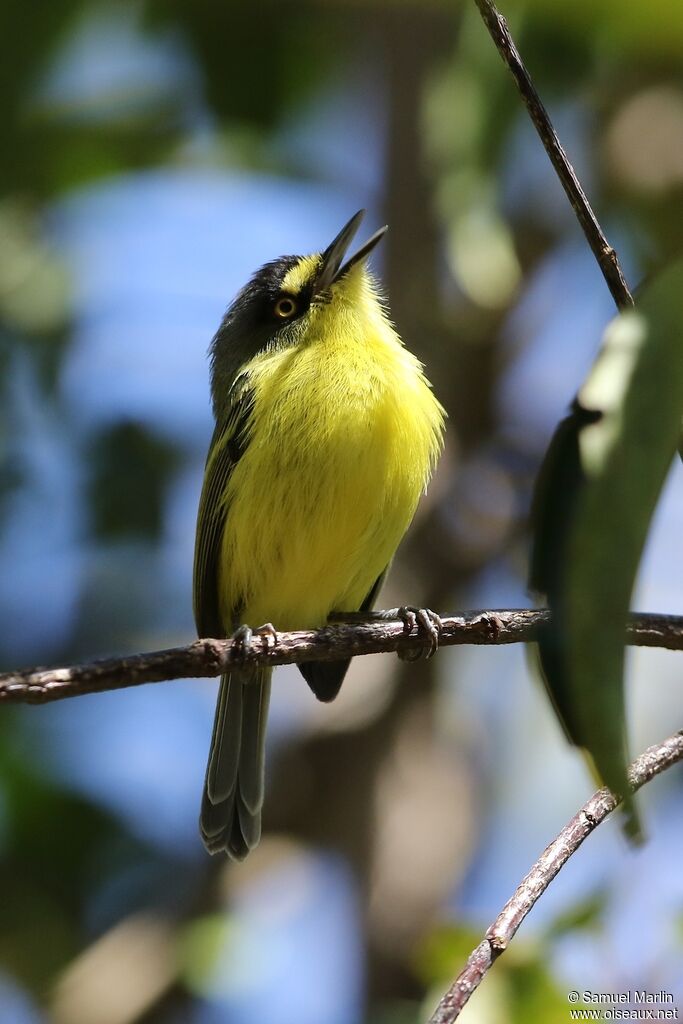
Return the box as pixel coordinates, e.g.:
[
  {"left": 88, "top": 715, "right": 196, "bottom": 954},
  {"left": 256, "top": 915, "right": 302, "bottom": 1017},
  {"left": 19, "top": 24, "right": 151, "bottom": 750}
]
[{"left": 281, "top": 254, "right": 322, "bottom": 294}]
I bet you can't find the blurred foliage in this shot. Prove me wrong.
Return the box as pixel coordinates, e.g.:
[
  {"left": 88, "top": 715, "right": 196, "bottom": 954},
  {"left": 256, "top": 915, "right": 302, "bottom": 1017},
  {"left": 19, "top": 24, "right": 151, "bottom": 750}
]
[
  {"left": 0, "top": 201, "right": 71, "bottom": 337},
  {"left": 416, "top": 923, "right": 569, "bottom": 1023},
  {"left": 143, "top": 1, "right": 344, "bottom": 131},
  {"left": 0, "top": 0, "right": 82, "bottom": 194},
  {"left": 1, "top": 1, "right": 683, "bottom": 1023},
  {"left": 87, "top": 421, "right": 181, "bottom": 541},
  {"left": 415, "top": 922, "right": 486, "bottom": 984},
  {"left": 524, "top": 0, "right": 683, "bottom": 58},
  {"left": 544, "top": 891, "right": 607, "bottom": 940},
  {"left": 178, "top": 913, "right": 237, "bottom": 999},
  {"left": 0, "top": 724, "right": 145, "bottom": 990}
]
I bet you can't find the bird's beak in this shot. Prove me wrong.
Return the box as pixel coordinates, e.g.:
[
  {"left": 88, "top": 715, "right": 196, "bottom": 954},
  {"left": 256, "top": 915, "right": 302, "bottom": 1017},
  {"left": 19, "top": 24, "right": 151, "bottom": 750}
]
[{"left": 315, "top": 210, "right": 388, "bottom": 295}]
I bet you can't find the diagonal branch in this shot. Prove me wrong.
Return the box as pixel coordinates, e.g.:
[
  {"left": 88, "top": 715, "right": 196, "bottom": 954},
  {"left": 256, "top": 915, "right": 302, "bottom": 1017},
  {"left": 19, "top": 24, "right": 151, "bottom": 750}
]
[
  {"left": 426, "top": 729, "right": 683, "bottom": 1023},
  {"left": 1, "top": 608, "right": 682, "bottom": 705},
  {"left": 472, "top": 0, "right": 634, "bottom": 311}
]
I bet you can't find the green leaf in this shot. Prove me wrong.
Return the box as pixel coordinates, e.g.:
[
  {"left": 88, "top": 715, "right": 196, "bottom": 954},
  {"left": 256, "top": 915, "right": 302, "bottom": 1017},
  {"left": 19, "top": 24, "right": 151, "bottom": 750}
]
[
  {"left": 544, "top": 890, "right": 606, "bottom": 940},
  {"left": 564, "top": 261, "right": 683, "bottom": 833}
]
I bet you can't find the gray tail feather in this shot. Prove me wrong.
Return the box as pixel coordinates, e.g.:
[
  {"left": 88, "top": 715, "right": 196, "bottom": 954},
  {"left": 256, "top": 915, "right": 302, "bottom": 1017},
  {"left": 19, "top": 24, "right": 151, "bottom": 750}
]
[{"left": 200, "top": 666, "right": 272, "bottom": 859}]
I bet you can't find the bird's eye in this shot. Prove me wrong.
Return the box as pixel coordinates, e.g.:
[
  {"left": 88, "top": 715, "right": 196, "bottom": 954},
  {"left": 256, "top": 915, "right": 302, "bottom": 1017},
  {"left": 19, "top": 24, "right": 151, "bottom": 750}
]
[{"left": 274, "top": 295, "right": 298, "bottom": 319}]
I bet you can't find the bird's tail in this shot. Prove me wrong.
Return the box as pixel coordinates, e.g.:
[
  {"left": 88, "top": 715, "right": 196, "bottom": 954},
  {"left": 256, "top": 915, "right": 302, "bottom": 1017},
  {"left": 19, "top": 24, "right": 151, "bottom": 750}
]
[{"left": 200, "top": 665, "right": 272, "bottom": 859}]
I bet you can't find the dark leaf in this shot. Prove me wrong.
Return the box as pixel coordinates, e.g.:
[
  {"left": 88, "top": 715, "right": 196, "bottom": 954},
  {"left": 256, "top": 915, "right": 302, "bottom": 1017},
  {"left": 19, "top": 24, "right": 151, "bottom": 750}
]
[{"left": 531, "top": 261, "right": 683, "bottom": 838}]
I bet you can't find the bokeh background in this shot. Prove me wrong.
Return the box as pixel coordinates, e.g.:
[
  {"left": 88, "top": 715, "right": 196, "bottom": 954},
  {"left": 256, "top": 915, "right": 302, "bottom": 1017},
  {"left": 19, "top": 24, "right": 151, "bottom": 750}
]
[{"left": 1, "top": 1, "right": 683, "bottom": 1022}]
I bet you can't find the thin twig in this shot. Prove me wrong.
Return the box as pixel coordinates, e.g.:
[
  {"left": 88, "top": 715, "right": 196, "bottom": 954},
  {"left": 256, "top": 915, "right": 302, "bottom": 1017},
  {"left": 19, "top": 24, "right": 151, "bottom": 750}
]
[
  {"left": 472, "top": 0, "right": 634, "bottom": 311},
  {"left": 0, "top": 608, "right": 681, "bottom": 705},
  {"left": 427, "top": 729, "right": 683, "bottom": 1023}
]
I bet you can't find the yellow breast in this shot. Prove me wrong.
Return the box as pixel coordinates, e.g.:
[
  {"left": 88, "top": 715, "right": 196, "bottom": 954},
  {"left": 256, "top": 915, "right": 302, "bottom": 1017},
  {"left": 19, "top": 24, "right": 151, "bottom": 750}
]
[{"left": 218, "top": 277, "right": 445, "bottom": 630}]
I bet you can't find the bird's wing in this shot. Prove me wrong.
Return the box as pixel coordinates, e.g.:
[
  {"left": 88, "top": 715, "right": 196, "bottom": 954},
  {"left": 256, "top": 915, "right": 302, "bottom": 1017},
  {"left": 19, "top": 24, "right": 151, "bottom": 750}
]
[
  {"left": 193, "top": 390, "right": 253, "bottom": 639},
  {"left": 299, "top": 568, "right": 388, "bottom": 703}
]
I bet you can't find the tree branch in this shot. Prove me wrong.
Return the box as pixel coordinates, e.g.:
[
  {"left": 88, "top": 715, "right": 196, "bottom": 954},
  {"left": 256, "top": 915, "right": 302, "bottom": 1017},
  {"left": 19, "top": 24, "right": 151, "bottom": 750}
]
[
  {"left": 426, "top": 729, "right": 683, "bottom": 1023},
  {"left": 1, "top": 608, "right": 681, "bottom": 705},
  {"left": 472, "top": 0, "right": 634, "bottom": 311}
]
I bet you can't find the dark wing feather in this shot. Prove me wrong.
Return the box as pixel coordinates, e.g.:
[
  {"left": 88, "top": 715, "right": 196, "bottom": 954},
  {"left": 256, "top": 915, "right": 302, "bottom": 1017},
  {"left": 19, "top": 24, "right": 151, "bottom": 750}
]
[
  {"left": 195, "top": 385, "right": 268, "bottom": 860},
  {"left": 300, "top": 569, "right": 388, "bottom": 703},
  {"left": 193, "top": 389, "right": 253, "bottom": 639}
]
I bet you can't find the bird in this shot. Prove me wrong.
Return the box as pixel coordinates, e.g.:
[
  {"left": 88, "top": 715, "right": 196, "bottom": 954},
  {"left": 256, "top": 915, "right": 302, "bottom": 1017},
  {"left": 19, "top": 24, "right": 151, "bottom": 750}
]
[{"left": 193, "top": 210, "right": 445, "bottom": 858}]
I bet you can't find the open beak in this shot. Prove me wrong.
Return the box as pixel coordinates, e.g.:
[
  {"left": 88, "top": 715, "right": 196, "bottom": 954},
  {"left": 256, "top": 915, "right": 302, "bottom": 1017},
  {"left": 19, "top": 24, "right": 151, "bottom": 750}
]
[{"left": 315, "top": 210, "right": 388, "bottom": 295}]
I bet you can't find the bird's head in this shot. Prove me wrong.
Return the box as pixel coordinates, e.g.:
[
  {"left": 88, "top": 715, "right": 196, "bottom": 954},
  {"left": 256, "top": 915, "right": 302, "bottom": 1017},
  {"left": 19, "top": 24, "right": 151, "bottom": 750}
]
[{"left": 210, "top": 211, "right": 387, "bottom": 414}]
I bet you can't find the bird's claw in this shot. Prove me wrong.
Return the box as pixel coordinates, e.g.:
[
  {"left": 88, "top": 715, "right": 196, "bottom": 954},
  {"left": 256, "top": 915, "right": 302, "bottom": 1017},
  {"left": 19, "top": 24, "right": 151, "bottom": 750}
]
[
  {"left": 231, "top": 624, "right": 253, "bottom": 656},
  {"left": 230, "top": 622, "right": 280, "bottom": 660},
  {"left": 397, "top": 606, "right": 443, "bottom": 661},
  {"left": 256, "top": 622, "right": 279, "bottom": 649}
]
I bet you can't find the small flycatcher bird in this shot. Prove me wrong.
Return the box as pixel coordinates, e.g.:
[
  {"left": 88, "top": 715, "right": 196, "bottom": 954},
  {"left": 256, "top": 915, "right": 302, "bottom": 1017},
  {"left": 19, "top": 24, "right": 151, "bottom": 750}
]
[{"left": 193, "top": 211, "right": 445, "bottom": 858}]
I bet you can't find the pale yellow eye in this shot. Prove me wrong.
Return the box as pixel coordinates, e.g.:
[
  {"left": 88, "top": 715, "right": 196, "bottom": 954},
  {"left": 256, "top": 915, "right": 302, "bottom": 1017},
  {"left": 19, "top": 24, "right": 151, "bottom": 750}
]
[{"left": 274, "top": 295, "right": 298, "bottom": 319}]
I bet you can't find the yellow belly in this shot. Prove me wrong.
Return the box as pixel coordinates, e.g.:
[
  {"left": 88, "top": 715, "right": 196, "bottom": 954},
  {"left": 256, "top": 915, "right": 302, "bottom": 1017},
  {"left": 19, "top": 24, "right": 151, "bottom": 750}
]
[{"left": 218, "top": 328, "right": 443, "bottom": 630}]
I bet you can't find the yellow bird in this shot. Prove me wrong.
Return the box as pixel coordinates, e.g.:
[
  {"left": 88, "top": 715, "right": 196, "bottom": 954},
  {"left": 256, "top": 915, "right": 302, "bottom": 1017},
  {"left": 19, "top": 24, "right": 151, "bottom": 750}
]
[{"left": 193, "top": 211, "right": 445, "bottom": 857}]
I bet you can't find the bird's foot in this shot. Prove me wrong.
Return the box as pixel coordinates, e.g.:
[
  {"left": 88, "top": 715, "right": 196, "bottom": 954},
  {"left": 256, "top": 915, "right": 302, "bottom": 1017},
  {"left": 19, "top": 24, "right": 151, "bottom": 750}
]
[
  {"left": 396, "top": 606, "right": 443, "bottom": 661},
  {"left": 230, "top": 622, "right": 280, "bottom": 660},
  {"left": 327, "top": 607, "right": 443, "bottom": 659},
  {"left": 255, "top": 622, "right": 279, "bottom": 649}
]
